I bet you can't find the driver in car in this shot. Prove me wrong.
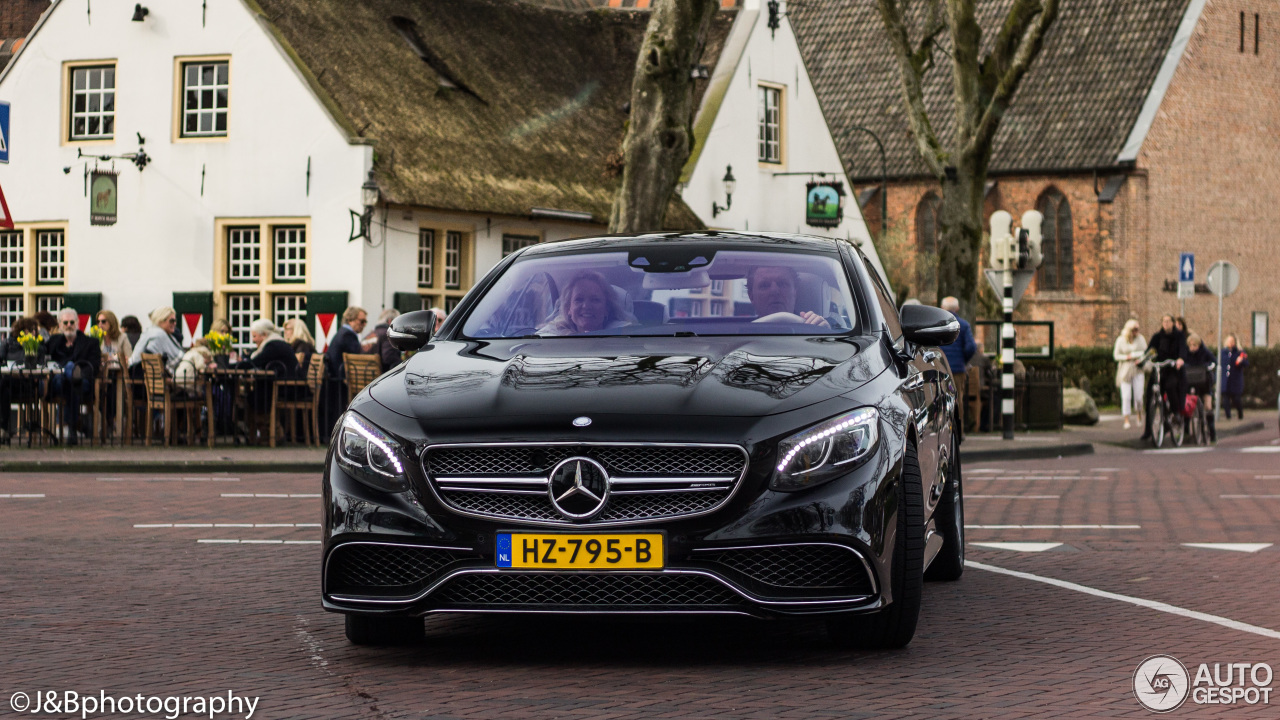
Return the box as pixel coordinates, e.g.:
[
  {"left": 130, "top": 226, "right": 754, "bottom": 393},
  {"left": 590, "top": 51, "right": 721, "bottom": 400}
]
[{"left": 747, "top": 266, "right": 829, "bottom": 327}]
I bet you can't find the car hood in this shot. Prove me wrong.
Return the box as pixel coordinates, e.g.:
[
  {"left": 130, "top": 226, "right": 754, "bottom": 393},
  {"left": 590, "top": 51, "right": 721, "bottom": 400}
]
[{"left": 375, "top": 335, "right": 888, "bottom": 425}]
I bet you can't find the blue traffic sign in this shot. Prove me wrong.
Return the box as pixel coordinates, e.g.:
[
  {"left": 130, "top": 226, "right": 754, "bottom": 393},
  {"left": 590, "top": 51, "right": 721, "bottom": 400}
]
[
  {"left": 1179, "top": 252, "right": 1194, "bottom": 282},
  {"left": 0, "top": 101, "right": 9, "bottom": 164}
]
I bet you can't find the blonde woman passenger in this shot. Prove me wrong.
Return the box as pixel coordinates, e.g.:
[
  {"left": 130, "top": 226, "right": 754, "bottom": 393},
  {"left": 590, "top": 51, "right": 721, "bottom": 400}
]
[{"left": 1113, "top": 318, "right": 1146, "bottom": 429}]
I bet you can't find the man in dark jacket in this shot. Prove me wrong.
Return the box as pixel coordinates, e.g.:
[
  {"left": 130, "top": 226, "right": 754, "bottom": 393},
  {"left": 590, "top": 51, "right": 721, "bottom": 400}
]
[
  {"left": 369, "top": 308, "right": 402, "bottom": 372},
  {"left": 939, "top": 296, "right": 977, "bottom": 376},
  {"left": 1141, "top": 314, "right": 1187, "bottom": 441},
  {"left": 45, "top": 307, "right": 101, "bottom": 444},
  {"left": 325, "top": 306, "right": 367, "bottom": 381}
]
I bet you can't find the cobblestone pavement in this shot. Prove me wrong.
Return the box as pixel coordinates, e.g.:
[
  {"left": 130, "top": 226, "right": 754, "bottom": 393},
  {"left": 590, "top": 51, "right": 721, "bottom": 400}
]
[{"left": 3, "top": 427, "right": 1279, "bottom": 719}]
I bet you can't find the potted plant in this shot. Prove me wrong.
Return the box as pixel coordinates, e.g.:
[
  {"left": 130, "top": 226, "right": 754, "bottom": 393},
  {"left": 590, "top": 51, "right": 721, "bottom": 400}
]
[
  {"left": 16, "top": 331, "right": 42, "bottom": 369},
  {"left": 205, "top": 331, "right": 232, "bottom": 368}
]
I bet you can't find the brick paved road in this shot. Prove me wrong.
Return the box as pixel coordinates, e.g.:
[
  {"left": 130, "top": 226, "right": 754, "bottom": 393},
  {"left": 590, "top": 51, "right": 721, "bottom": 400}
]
[{"left": 3, "top": 427, "right": 1279, "bottom": 719}]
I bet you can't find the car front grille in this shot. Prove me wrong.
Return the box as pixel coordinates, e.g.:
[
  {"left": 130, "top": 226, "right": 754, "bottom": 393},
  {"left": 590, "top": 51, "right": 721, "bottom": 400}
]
[
  {"left": 697, "top": 544, "right": 874, "bottom": 595},
  {"left": 327, "top": 543, "right": 473, "bottom": 597},
  {"left": 424, "top": 443, "right": 749, "bottom": 525},
  {"left": 433, "top": 572, "right": 744, "bottom": 608}
]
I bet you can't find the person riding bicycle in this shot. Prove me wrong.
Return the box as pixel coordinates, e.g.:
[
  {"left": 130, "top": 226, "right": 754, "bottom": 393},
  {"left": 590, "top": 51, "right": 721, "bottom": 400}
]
[
  {"left": 1141, "top": 314, "right": 1188, "bottom": 441},
  {"left": 1184, "top": 332, "right": 1216, "bottom": 442}
]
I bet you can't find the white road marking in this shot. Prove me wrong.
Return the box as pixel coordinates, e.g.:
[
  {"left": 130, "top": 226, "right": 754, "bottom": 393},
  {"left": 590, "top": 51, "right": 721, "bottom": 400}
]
[
  {"left": 966, "top": 524, "right": 1141, "bottom": 529},
  {"left": 966, "top": 469, "right": 1005, "bottom": 474},
  {"left": 1255, "top": 475, "right": 1280, "bottom": 480},
  {"left": 197, "top": 539, "right": 320, "bottom": 545},
  {"left": 1240, "top": 446, "right": 1280, "bottom": 453},
  {"left": 99, "top": 477, "right": 240, "bottom": 482},
  {"left": 1181, "top": 543, "right": 1273, "bottom": 553},
  {"left": 968, "top": 560, "right": 1280, "bottom": 641},
  {"left": 0, "top": 493, "right": 45, "bottom": 498},
  {"left": 1090, "top": 468, "right": 1121, "bottom": 472},
  {"left": 136, "top": 523, "right": 321, "bottom": 528},
  {"left": 220, "top": 493, "right": 321, "bottom": 498},
  {"left": 970, "top": 542, "right": 1063, "bottom": 552},
  {"left": 975, "top": 476, "right": 1107, "bottom": 481},
  {"left": 1220, "top": 495, "right": 1280, "bottom": 499},
  {"left": 1142, "top": 447, "right": 1213, "bottom": 454},
  {"left": 967, "top": 494, "right": 1060, "bottom": 499}
]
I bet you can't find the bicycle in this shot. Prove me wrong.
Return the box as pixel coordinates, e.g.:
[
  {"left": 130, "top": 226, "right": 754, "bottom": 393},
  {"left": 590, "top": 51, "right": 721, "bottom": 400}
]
[
  {"left": 1184, "top": 362, "right": 1215, "bottom": 446},
  {"left": 1148, "top": 359, "right": 1185, "bottom": 448}
]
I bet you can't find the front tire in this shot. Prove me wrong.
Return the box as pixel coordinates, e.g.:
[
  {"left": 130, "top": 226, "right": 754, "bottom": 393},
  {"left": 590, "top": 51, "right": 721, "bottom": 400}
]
[
  {"left": 344, "top": 614, "right": 424, "bottom": 646},
  {"left": 827, "top": 440, "right": 925, "bottom": 649},
  {"left": 924, "top": 437, "right": 964, "bottom": 582}
]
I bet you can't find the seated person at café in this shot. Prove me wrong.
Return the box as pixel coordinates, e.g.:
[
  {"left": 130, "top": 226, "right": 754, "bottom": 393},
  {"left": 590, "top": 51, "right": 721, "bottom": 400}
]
[
  {"left": 3, "top": 317, "right": 47, "bottom": 365},
  {"left": 95, "top": 310, "right": 133, "bottom": 368},
  {"left": 282, "top": 318, "right": 316, "bottom": 374},
  {"left": 45, "top": 307, "right": 101, "bottom": 444},
  {"left": 235, "top": 319, "right": 300, "bottom": 413},
  {"left": 129, "top": 307, "right": 184, "bottom": 375}
]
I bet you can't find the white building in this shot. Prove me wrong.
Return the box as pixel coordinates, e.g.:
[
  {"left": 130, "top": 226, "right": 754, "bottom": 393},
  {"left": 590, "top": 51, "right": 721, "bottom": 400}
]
[{"left": 0, "top": 0, "right": 879, "bottom": 349}]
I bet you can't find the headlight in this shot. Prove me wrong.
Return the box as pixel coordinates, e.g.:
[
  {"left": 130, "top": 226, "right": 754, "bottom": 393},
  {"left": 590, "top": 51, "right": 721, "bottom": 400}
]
[
  {"left": 771, "top": 407, "right": 879, "bottom": 491},
  {"left": 335, "top": 412, "right": 410, "bottom": 493}
]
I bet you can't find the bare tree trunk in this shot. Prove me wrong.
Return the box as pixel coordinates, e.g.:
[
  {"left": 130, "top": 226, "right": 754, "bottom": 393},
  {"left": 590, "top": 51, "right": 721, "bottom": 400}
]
[
  {"left": 609, "top": 0, "right": 719, "bottom": 233},
  {"left": 937, "top": 159, "right": 986, "bottom": 317},
  {"left": 876, "top": 0, "right": 1059, "bottom": 313}
]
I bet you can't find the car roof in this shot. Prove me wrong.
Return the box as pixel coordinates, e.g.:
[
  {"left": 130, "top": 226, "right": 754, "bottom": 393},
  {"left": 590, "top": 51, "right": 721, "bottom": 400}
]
[{"left": 520, "top": 231, "right": 849, "bottom": 257}]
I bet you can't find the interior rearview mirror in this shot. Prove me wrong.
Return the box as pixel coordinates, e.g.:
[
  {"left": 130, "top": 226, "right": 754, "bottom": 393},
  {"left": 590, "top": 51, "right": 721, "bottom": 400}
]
[{"left": 388, "top": 310, "right": 437, "bottom": 352}]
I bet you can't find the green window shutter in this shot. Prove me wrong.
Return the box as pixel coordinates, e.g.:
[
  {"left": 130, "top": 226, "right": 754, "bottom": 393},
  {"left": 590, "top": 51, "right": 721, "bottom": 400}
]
[
  {"left": 173, "top": 291, "right": 213, "bottom": 344},
  {"left": 62, "top": 293, "right": 102, "bottom": 322},
  {"left": 393, "top": 292, "right": 422, "bottom": 314}
]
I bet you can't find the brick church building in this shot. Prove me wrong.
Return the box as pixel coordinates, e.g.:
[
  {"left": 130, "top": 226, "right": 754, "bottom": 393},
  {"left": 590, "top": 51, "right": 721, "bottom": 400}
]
[{"left": 792, "top": 0, "right": 1278, "bottom": 349}]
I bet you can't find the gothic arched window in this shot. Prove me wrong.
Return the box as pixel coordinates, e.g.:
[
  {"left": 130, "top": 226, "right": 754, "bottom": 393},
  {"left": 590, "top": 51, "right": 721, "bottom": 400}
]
[{"left": 1037, "top": 188, "right": 1073, "bottom": 291}]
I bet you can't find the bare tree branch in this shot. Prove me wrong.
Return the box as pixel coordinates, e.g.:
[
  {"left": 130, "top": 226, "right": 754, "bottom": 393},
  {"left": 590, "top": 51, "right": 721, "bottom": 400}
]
[
  {"left": 876, "top": 0, "right": 947, "bottom": 179},
  {"left": 968, "top": 0, "right": 1060, "bottom": 158}
]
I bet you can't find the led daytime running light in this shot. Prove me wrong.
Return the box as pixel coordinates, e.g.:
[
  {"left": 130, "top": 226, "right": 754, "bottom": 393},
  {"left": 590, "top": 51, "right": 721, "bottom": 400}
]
[
  {"left": 344, "top": 415, "right": 405, "bottom": 476},
  {"left": 776, "top": 407, "right": 878, "bottom": 474}
]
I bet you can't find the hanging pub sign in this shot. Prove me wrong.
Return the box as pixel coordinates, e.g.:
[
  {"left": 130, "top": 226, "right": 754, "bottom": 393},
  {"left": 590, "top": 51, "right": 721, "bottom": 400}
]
[
  {"left": 805, "top": 180, "right": 846, "bottom": 228},
  {"left": 90, "top": 170, "right": 118, "bottom": 226}
]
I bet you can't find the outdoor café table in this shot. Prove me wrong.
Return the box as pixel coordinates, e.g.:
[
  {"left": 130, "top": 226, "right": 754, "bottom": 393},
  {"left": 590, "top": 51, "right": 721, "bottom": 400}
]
[
  {"left": 0, "top": 365, "right": 56, "bottom": 447},
  {"left": 202, "top": 366, "right": 280, "bottom": 447}
]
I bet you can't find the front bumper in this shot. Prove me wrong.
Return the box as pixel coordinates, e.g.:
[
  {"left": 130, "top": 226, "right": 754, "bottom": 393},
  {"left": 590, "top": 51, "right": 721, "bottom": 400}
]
[{"left": 321, "top": 436, "right": 902, "bottom": 619}]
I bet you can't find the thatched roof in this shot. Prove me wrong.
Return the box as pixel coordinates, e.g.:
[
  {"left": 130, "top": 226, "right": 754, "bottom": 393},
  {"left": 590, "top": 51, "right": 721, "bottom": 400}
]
[
  {"left": 789, "top": 0, "right": 1191, "bottom": 180},
  {"left": 251, "top": 0, "right": 734, "bottom": 227}
]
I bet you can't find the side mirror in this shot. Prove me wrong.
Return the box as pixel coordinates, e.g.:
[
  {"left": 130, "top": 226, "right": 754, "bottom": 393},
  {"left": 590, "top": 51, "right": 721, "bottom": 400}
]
[
  {"left": 899, "top": 304, "right": 960, "bottom": 347},
  {"left": 388, "top": 310, "right": 437, "bottom": 352}
]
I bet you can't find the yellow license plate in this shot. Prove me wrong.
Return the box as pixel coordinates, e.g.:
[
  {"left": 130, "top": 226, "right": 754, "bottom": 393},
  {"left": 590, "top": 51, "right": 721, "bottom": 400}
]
[{"left": 496, "top": 533, "right": 664, "bottom": 569}]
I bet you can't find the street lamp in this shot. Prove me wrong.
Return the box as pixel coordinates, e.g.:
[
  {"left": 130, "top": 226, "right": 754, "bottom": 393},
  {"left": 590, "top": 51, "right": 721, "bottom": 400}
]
[
  {"left": 349, "top": 170, "right": 380, "bottom": 243},
  {"left": 711, "top": 165, "right": 736, "bottom": 218}
]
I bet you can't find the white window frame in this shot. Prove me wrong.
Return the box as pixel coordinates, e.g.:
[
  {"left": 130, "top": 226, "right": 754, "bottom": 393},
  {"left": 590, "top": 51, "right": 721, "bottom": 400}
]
[
  {"left": 226, "top": 227, "right": 261, "bottom": 283},
  {"left": 180, "top": 60, "right": 230, "bottom": 138},
  {"left": 226, "top": 293, "right": 261, "bottom": 352},
  {"left": 502, "top": 233, "right": 540, "bottom": 258},
  {"left": 272, "top": 226, "right": 306, "bottom": 283},
  {"left": 418, "top": 229, "right": 435, "bottom": 288},
  {"left": 445, "top": 231, "right": 462, "bottom": 289},
  {"left": 36, "top": 295, "right": 64, "bottom": 314},
  {"left": 273, "top": 293, "right": 307, "bottom": 329},
  {"left": 0, "top": 295, "right": 24, "bottom": 337},
  {"left": 0, "top": 231, "right": 23, "bottom": 285},
  {"left": 68, "top": 63, "right": 116, "bottom": 142},
  {"left": 758, "top": 84, "right": 783, "bottom": 164},
  {"left": 36, "top": 230, "right": 66, "bottom": 285}
]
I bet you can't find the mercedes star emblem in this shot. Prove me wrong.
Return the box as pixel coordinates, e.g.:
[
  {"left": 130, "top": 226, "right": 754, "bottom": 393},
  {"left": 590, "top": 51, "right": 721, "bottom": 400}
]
[
  {"left": 572, "top": 416, "right": 592, "bottom": 427},
  {"left": 547, "top": 457, "right": 610, "bottom": 520}
]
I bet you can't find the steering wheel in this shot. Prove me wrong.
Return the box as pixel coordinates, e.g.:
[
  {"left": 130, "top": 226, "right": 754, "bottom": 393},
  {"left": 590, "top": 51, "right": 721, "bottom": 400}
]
[{"left": 752, "top": 312, "right": 806, "bottom": 324}]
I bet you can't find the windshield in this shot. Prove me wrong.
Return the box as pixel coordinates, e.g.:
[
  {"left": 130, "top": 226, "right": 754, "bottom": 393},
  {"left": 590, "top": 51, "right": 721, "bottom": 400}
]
[{"left": 461, "top": 246, "right": 860, "bottom": 338}]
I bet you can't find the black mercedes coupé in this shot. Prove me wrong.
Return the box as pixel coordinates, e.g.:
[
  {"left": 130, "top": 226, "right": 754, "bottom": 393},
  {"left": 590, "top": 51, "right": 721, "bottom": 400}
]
[{"left": 322, "top": 232, "right": 963, "bottom": 649}]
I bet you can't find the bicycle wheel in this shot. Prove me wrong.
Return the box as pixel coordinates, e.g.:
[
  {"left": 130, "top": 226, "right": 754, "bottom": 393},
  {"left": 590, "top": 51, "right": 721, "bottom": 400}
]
[
  {"left": 1169, "top": 405, "right": 1186, "bottom": 447},
  {"left": 1152, "top": 398, "right": 1167, "bottom": 448}
]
